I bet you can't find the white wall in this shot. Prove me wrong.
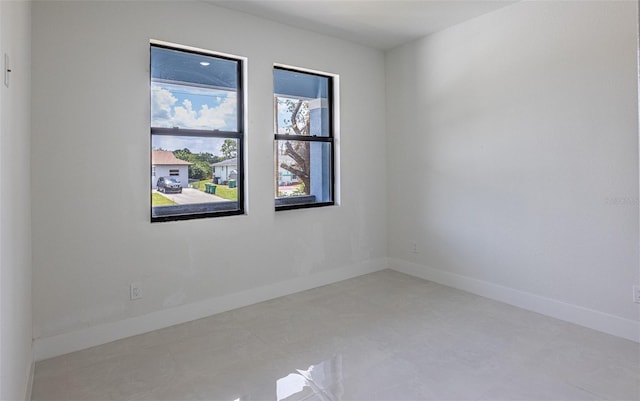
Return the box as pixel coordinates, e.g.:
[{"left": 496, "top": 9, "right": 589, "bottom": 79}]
[
  {"left": 0, "top": 0, "right": 32, "bottom": 398},
  {"left": 386, "top": 1, "right": 640, "bottom": 340},
  {"left": 30, "top": 0, "right": 639, "bottom": 363},
  {"left": 31, "top": 1, "right": 387, "bottom": 359}
]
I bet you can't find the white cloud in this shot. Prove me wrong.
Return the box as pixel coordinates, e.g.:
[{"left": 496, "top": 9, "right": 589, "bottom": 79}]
[
  {"left": 172, "top": 99, "right": 199, "bottom": 128},
  {"left": 151, "top": 83, "right": 237, "bottom": 131},
  {"left": 151, "top": 87, "right": 178, "bottom": 127},
  {"left": 197, "top": 95, "right": 237, "bottom": 130}
]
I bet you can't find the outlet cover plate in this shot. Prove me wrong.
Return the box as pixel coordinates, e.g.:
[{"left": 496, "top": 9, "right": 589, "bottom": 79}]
[
  {"left": 4, "top": 53, "right": 9, "bottom": 88},
  {"left": 130, "top": 282, "right": 142, "bottom": 300}
]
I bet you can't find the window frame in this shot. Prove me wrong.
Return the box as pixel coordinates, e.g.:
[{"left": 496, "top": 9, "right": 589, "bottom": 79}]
[
  {"left": 150, "top": 42, "right": 245, "bottom": 222},
  {"left": 273, "top": 66, "right": 335, "bottom": 211}
]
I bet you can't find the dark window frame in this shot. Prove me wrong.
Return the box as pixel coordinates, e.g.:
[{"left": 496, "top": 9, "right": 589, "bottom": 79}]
[
  {"left": 150, "top": 43, "right": 245, "bottom": 222},
  {"left": 274, "top": 66, "right": 335, "bottom": 211}
]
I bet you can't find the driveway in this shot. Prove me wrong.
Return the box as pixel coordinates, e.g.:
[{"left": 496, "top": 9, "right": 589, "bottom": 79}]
[{"left": 154, "top": 188, "right": 228, "bottom": 204}]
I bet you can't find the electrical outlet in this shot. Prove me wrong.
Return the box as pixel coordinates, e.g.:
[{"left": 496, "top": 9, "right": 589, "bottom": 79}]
[
  {"left": 4, "top": 53, "right": 10, "bottom": 88},
  {"left": 130, "top": 282, "right": 142, "bottom": 300},
  {"left": 633, "top": 285, "right": 640, "bottom": 304},
  {"left": 411, "top": 241, "right": 418, "bottom": 254}
]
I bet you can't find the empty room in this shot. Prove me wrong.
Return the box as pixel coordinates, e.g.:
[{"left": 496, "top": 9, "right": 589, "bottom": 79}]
[{"left": 1, "top": 0, "right": 639, "bottom": 400}]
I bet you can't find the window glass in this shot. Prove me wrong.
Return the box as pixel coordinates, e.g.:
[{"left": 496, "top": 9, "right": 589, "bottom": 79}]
[
  {"left": 151, "top": 82, "right": 238, "bottom": 131},
  {"left": 274, "top": 67, "right": 334, "bottom": 210},
  {"left": 151, "top": 44, "right": 244, "bottom": 222},
  {"left": 275, "top": 140, "right": 332, "bottom": 204}
]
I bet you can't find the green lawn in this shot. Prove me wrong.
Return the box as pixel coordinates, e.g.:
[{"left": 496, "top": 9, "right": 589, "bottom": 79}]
[
  {"left": 152, "top": 192, "right": 177, "bottom": 206},
  {"left": 193, "top": 180, "right": 237, "bottom": 201}
]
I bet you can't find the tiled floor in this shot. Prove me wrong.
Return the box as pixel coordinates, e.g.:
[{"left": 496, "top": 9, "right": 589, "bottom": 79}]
[{"left": 32, "top": 270, "right": 639, "bottom": 401}]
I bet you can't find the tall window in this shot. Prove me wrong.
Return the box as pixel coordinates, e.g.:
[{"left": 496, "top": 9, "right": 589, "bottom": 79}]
[
  {"left": 274, "top": 67, "right": 334, "bottom": 210},
  {"left": 150, "top": 43, "right": 244, "bottom": 222}
]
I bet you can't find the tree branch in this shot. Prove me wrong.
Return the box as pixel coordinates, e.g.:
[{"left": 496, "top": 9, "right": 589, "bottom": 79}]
[
  {"left": 283, "top": 141, "right": 307, "bottom": 168},
  {"left": 279, "top": 163, "right": 309, "bottom": 179},
  {"left": 289, "top": 100, "right": 310, "bottom": 136}
]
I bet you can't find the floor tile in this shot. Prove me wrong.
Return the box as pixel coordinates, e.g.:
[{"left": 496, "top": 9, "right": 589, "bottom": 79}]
[{"left": 32, "top": 270, "right": 639, "bottom": 401}]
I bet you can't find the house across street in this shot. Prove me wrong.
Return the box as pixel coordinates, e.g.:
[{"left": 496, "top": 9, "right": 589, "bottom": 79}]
[{"left": 151, "top": 150, "right": 191, "bottom": 189}]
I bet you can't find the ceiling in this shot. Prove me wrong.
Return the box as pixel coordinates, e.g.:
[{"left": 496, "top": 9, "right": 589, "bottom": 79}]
[{"left": 207, "top": 0, "right": 518, "bottom": 50}]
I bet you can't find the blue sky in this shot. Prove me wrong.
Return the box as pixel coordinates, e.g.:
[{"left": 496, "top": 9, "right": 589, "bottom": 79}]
[
  {"left": 151, "top": 84, "right": 308, "bottom": 153},
  {"left": 152, "top": 83, "right": 237, "bottom": 128},
  {"left": 151, "top": 82, "right": 238, "bottom": 154}
]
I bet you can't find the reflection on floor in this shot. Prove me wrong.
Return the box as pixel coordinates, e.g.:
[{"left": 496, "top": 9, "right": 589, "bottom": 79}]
[
  {"left": 32, "top": 270, "right": 639, "bottom": 400},
  {"left": 277, "top": 355, "right": 342, "bottom": 401}
]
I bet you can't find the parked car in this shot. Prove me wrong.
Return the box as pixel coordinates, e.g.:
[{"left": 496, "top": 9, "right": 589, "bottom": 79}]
[{"left": 156, "top": 176, "right": 182, "bottom": 193}]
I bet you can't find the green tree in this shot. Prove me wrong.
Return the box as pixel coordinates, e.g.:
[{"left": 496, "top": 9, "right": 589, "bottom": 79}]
[
  {"left": 173, "top": 148, "right": 214, "bottom": 180},
  {"left": 173, "top": 148, "right": 193, "bottom": 162},
  {"left": 189, "top": 161, "right": 211, "bottom": 180},
  {"left": 220, "top": 139, "right": 237, "bottom": 160},
  {"left": 198, "top": 152, "right": 217, "bottom": 164}
]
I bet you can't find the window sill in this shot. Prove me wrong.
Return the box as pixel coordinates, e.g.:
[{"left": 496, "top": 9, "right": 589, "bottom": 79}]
[
  {"left": 152, "top": 201, "right": 241, "bottom": 222},
  {"left": 275, "top": 195, "right": 335, "bottom": 211}
]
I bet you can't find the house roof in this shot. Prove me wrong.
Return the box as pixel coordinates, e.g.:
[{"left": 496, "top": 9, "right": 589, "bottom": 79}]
[
  {"left": 152, "top": 150, "right": 192, "bottom": 166},
  {"left": 211, "top": 157, "right": 237, "bottom": 167}
]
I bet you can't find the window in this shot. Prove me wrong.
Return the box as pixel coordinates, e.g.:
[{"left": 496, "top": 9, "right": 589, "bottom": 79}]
[
  {"left": 150, "top": 42, "right": 244, "bottom": 222},
  {"left": 274, "top": 67, "right": 334, "bottom": 210}
]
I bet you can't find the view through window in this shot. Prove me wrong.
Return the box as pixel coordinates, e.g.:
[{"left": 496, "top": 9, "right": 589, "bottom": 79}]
[
  {"left": 274, "top": 67, "right": 334, "bottom": 210},
  {"left": 150, "top": 43, "right": 244, "bottom": 221}
]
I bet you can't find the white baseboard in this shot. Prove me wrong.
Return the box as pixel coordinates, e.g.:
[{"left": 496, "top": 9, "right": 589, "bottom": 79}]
[
  {"left": 25, "top": 358, "right": 34, "bottom": 401},
  {"left": 33, "top": 258, "right": 388, "bottom": 361},
  {"left": 390, "top": 258, "right": 640, "bottom": 343},
  {"left": 35, "top": 256, "right": 637, "bottom": 362}
]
